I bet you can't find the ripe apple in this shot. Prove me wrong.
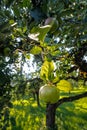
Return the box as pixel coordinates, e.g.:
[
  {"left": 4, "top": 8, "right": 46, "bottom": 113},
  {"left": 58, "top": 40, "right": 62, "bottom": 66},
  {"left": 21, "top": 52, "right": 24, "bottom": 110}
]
[
  {"left": 44, "top": 17, "right": 59, "bottom": 33},
  {"left": 39, "top": 84, "right": 60, "bottom": 104}
]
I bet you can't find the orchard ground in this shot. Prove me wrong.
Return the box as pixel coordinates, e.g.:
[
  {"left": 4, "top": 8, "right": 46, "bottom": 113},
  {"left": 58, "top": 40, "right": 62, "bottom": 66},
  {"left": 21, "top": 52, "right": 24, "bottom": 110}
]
[{"left": 3, "top": 87, "right": 87, "bottom": 130}]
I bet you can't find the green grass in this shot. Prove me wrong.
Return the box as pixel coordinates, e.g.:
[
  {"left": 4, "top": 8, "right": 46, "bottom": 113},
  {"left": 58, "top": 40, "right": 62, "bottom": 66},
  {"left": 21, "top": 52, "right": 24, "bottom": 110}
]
[
  {"left": 5, "top": 88, "right": 87, "bottom": 130},
  {"left": 56, "top": 88, "right": 87, "bottom": 130},
  {"left": 56, "top": 98, "right": 87, "bottom": 130},
  {"left": 8, "top": 99, "right": 46, "bottom": 130}
]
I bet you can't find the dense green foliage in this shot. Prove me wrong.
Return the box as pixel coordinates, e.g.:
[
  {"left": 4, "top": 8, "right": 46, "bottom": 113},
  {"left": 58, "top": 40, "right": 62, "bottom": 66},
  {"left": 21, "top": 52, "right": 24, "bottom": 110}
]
[{"left": 0, "top": 0, "right": 87, "bottom": 129}]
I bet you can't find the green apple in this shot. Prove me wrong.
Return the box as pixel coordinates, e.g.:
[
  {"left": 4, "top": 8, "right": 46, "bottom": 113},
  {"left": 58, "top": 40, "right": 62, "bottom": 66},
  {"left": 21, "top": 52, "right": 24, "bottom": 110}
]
[{"left": 39, "top": 84, "right": 60, "bottom": 104}]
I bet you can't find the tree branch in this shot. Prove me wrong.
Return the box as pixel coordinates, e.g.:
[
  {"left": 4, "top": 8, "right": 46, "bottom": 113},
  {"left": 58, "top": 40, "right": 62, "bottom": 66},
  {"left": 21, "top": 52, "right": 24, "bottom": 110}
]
[{"left": 55, "top": 91, "right": 87, "bottom": 108}]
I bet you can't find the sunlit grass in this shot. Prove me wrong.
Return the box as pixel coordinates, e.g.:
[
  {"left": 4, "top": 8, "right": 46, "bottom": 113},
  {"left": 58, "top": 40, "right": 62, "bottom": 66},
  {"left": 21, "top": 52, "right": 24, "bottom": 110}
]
[
  {"left": 9, "top": 99, "right": 46, "bottom": 130},
  {"left": 4, "top": 88, "right": 87, "bottom": 130},
  {"left": 56, "top": 95, "right": 87, "bottom": 130}
]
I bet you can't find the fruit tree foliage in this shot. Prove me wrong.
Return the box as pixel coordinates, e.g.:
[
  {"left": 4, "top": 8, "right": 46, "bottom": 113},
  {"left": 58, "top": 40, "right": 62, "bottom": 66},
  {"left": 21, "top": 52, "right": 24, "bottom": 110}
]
[{"left": 0, "top": 0, "right": 87, "bottom": 129}]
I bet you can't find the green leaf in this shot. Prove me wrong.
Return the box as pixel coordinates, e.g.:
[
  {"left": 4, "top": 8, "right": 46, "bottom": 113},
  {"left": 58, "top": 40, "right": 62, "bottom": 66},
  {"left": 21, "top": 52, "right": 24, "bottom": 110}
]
[
  {"left": 30, "top": 46, "right": 42, "bottom": 55},
  {"left": 28, "top": 25, "right": 51, "bottom": 42},
  {"left": 40, "top": 60, "right": 54, "bottom": 81},
  {"left": 57, "top": 80, "right": 72, "bottom": 92},
  {"left": 13, "top": 7, "right": 20, "bottom": 17},
  {"left": 49, "top": 60, "right": 54, "bottom": 72},
  {"left": 9, "top": 20, "right": 15, "bottom": 24},
  {"left": 52, "top": 76, "right": 59, "bottom": 83},
  {"left": 23, "top": 52, "right": 30, "bottom": 59},
  {"left": 23, "top": 0, "right": 30, "bottom": 7}
]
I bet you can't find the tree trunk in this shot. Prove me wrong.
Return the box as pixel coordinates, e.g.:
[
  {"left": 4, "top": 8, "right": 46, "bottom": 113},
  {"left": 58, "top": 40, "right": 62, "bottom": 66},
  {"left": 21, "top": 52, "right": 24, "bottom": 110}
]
[
  {"left": 36, "top": 91, "right": 40, "bottom": 106},
  {"left": 46, "top": 103, "right": 57, "bottom": 130}
]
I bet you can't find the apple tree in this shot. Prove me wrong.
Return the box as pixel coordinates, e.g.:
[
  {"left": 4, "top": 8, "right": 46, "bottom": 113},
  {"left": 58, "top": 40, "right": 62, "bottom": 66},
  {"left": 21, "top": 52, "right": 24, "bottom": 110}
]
[{"left": 0, "top": 0, "right": 87, "bottom": 129}]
